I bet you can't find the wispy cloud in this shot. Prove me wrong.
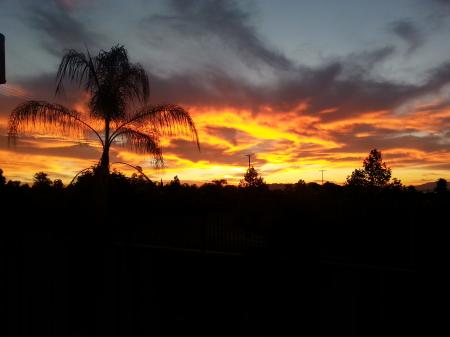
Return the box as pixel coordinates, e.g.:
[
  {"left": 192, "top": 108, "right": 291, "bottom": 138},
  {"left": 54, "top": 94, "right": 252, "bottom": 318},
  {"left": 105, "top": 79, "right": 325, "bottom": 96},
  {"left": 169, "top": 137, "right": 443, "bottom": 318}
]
[
  {"left": 142, "top": 0, "right": 292, "bottom": 71},
  {"left": 389, "top": 19, "right": 424, "bottom": 53},
  {"left": 23, "top": 0, "right": 101, "bottom": 56}
]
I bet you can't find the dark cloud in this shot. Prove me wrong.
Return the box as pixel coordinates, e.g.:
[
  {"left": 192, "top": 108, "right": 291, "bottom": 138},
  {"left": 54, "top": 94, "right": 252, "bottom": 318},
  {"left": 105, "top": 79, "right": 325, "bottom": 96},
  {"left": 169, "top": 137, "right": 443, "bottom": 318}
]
[
  {"left": 418, "top": 61, "right": 450, "bottom": 93},
  {"left": 205, "top": 126, "right": 256, "bottom": 146},
  {"left": 414, "top": 99, "right": 450, "bottom": 113},
  {"left": 205, "top": 126, "right": 238, "bottom": 145},
  {"left": 55, "top": 0, "right": 89, "bottom": 11},
  {"left": 423, "top": 163, "right": 450, "bottom": 171},
  {"left": 138, "top": 1, "right": 450, "bottom": 122},
  {"left": 145, "top": 59, "right": 406, "bottom": 120},
  {"left": 274, "top": 65, "right": 416, "bottom": 121},
  {"left": 0, "top": 94, "right": 23, "bottom": 119},
  {"left": 0, "top": 72, "right": 86, "bottom": 120},
  {"left": 17, "top": 73, "right": 83, "bottom": 101},
  {"left": 431, "top": 0, "right": 450, "bottom": 5},
  {"left": 146, "top": 68, "right": 268, "bottom": 109},
  {"left": 13, "top": 0, "right": 450, "bottom": 127},
  {"left": 166, "top": 139, "right": 267, "bottom": 166},
  {"left": 343, "top": 46, "right": 396, "bottom": 76},
  {"left": 144, "top": 45, "right": 450, "bottom": 124},
  {"left": 142, "top": 0, "right": 292, "bottom": 71},
  {"left": 0, "top": 134, "right": 100, "bottom": 161},
  {"left": 24, "top": 0, "right": 101, "bottom": 56},
  {"left": 330, "top": 125, "right": 449, "bottom": 154},
  {"left": 389, "top": 20, "right": 424, "bottom": 53},
  {"left": 6, "top": 47, "right": 450, "bottom": 135},
  {"left": 138, "top": 1, "right": 434, "bottom": 121}
]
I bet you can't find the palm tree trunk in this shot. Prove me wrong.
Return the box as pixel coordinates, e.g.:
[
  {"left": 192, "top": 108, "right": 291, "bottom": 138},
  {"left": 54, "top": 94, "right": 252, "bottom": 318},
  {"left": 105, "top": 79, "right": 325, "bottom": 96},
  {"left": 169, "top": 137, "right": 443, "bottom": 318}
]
[
  {"left": 99, "top": 145, "right": 110, "bottom": 177},
  {"left": 95, "top": 117, "right": 111, "bottom": 223},
  {"left": 98, "top": 117, "right": 111, "bottom": 177}
]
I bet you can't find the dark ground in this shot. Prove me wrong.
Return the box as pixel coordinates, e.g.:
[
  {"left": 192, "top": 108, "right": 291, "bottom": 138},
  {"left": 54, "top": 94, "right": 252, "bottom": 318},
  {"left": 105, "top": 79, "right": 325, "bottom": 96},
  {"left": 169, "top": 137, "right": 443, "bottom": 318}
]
[{"left": 0, "top": 178, "right": 447, "bottom": 336}]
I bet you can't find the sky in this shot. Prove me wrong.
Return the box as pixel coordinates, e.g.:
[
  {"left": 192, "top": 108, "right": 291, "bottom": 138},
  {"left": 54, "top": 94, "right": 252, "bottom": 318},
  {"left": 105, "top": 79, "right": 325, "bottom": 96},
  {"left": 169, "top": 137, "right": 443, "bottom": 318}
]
[{"left": 1, "top": 0, "right": 450, "bottom": 185}]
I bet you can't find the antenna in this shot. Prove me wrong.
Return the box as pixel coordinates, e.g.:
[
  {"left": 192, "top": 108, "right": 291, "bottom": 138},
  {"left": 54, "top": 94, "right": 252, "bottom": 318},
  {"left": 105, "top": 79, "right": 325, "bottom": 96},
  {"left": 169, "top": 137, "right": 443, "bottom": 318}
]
[
  {"left": 319, "top": 169, "right": 327, "bottom": 185},
  {"left": 245, "top": 153, "right": 255, "bottom": 168}
]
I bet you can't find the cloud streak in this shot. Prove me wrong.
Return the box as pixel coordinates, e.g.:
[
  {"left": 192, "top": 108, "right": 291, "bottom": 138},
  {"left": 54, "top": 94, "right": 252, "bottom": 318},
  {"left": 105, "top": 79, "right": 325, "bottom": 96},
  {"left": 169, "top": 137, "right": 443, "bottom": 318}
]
[
  {"left": 389, "top": 20, "right": 424, "bottom": 53},
  {"left": 143, "top": 0, "right": 292, "bottom": 71},
  {"left": 23, "top": 0, "right": 101, "bottom": 56}
]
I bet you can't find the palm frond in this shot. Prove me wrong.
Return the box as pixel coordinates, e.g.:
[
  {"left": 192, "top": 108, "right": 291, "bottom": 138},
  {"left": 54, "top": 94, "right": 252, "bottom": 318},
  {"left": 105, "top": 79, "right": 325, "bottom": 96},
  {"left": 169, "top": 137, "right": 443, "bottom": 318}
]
[
  {"left": 120, "top": 63, "right": 149, "bottom": 103},
  {"left": 56, "top": 49, "right": 93, "bottom": 96},
  {"left": 112, "top": 104, "right": 200, "bottom": 150},
  {"left": 113, "top": 127, "right": 163, "bottom": 167},
  {"left": 56, "top": 45, "right": 150, "bottom": 121},
  {"left": 8, "top": 100, "right": 102, "bottom": 145}
]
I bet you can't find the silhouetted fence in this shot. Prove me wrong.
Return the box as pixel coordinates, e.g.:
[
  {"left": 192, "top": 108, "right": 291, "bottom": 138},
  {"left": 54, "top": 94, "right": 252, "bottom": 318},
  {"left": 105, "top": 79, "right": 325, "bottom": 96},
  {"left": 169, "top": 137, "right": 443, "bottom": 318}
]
[
  {"left": 2, "top": 231, "right": 290, "bottom": 337},
  {"left": 109, "top": 214, "right": 268, "bottom": 254}
]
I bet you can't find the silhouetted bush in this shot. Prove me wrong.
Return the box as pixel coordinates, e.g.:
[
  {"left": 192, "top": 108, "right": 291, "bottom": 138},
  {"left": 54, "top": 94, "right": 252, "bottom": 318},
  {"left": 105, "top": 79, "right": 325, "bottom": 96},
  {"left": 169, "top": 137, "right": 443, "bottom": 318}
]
[{"left": 435, "top": 178, "right": 448, "bottom": 194}]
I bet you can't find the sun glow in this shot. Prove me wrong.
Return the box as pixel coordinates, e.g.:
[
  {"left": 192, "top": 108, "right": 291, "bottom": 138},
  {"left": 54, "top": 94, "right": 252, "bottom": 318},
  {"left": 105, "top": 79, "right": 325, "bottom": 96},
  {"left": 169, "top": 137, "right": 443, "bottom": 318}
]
[{"left": 1, "top": 101, "right": 450, "bottom": 185}]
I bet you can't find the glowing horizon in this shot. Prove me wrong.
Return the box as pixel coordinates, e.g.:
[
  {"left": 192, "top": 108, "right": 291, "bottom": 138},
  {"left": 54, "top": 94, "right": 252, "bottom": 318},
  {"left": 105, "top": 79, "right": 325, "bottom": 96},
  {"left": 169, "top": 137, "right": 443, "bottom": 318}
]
[{"left": 1, "top": 103, "right": 448, "bottom": 186}]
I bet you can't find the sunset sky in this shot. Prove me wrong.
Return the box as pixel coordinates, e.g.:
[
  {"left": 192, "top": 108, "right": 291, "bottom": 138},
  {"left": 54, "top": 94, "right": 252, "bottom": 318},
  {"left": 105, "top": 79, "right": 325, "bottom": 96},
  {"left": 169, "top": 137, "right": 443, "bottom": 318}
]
[{"left": 1, "top": 0, "right": 450, "bottom": 185}]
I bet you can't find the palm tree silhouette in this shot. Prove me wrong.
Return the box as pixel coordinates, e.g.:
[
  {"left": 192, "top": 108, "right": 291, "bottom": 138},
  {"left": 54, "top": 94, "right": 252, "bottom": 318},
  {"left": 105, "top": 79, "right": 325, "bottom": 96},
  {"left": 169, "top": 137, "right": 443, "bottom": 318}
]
[{"left": 8, "top": 45, "right": 199, "bottom": 179}]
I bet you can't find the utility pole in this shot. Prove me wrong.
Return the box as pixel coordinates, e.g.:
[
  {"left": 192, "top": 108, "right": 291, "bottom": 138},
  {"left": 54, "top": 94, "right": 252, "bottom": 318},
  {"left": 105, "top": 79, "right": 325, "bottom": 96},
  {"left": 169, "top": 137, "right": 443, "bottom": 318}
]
[
  {"left": 319, "top": 169, "right": 327, "bottom": 185},
  {"left": 245, "top": 153, "right": 255, "bottom": 168}
]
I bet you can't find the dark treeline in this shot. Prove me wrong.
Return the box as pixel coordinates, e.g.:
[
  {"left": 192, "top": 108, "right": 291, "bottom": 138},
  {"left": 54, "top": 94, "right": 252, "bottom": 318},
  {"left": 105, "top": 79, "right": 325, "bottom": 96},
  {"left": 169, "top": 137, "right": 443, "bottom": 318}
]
[
  {"left": 1, "top": 166, "right": 448, "bottom": 256},
  {"left": 1, "top": 164, "right": 448, "bottom": 336}
]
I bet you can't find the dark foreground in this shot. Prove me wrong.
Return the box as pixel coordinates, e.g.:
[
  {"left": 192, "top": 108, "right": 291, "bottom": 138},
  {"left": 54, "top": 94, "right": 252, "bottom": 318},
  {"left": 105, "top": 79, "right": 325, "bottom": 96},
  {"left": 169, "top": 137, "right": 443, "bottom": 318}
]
[{"left": 1, "top": 178, "right": 448, "bottom": 336}]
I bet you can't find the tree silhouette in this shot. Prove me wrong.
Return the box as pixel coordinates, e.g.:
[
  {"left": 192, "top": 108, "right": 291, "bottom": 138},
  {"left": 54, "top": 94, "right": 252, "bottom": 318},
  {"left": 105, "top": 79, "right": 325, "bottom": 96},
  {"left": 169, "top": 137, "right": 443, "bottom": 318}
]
[
  {"left": 346, "top": 149, "right": 392, "bottom": 188},
  {"left": 345, "top": 168, "right": 367, "bottom": 188},
  {"left": 388, "top": 177, "right": 403, "bottom": 190},
  {"left": 363, "top": 149, "right": 392, "bottom": 186},
  {"left": 212, "top": 179, "right": 227, "bottom": 187},
  {"left": 434, "top": 178, "right": 448, "bottom": 194},
  {"left": 239, "top": 166, "right": 266, "bottom": 188},
  {"left": 8, "top": 45, "right": 199, "bottom": 180},
  {"left": 0, "top": 168, "right": 5, "bottom": 188},
  {"left": 53, "top": 179, "right": 64, "bottom": 189},
  {"left": 33, "top": 172, "right": 52, "bottom": 189},
  {"left": 169, "top": 175, "right": 181, "bottom": 187}
]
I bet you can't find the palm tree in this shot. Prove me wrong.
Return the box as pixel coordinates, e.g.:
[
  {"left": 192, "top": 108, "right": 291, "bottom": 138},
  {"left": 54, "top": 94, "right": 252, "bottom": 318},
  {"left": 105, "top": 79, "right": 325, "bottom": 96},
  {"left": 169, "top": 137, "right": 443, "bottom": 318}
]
[{"left": 8, "top": 45, "right": 199, "bottom": 180}]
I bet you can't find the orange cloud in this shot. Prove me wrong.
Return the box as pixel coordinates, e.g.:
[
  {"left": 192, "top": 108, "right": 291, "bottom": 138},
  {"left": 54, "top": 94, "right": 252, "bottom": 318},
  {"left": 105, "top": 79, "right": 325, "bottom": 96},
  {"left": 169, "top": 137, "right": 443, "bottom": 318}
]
[{"left": 1, "top": 100, "right": 450, "bottom": 185}]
